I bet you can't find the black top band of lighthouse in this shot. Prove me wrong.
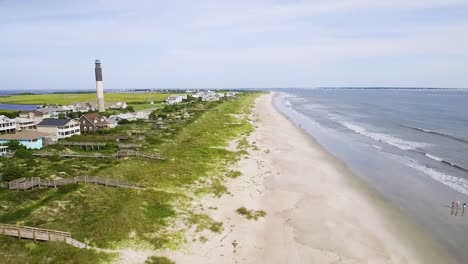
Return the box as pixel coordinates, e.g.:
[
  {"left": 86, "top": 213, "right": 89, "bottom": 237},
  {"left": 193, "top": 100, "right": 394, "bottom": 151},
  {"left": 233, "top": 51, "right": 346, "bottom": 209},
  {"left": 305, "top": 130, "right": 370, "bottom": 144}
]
[{"left": 95, "top": 59, "right": 103, "bottom": 81}]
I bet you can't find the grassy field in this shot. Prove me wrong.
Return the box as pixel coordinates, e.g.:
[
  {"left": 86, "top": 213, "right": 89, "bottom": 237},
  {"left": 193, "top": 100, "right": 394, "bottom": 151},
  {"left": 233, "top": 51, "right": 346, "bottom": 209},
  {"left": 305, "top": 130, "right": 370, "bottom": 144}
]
[
  {"left": 0, "top": 92, "right": 178, "bottom": 105},
  {"left": 0, "top": 93, "right": 259, "bottom": 263}
]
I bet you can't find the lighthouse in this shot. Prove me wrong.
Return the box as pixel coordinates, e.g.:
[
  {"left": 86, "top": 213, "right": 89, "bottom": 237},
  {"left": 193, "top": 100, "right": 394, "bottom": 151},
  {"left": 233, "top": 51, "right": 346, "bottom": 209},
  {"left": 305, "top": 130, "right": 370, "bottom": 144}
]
[{"left": 95, "top": 59, "right": 105, "bottom": 112}]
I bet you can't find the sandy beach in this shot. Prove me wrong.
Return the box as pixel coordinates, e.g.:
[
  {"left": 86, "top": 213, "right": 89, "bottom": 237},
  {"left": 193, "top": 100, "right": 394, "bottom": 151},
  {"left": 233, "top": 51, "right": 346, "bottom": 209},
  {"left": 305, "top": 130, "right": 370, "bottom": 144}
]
[{"left": 161, "top": 93, "right": 454, "bottom": 264}]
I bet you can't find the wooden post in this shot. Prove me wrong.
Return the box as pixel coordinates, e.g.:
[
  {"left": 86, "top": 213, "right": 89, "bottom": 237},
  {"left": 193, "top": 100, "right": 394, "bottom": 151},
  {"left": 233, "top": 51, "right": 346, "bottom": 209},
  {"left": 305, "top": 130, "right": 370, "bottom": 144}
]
[
  {"left": 33, "top": 230, "right": 36, "bottom": 241},
  {"left": 54, "top": 180, "right": 56, "bottom": 189},
  {"left": 48, "top": 231, "right": 50, "bottom": 241},
  {"left": 105, "top": 178, "right": 108, "bottom": 187}
]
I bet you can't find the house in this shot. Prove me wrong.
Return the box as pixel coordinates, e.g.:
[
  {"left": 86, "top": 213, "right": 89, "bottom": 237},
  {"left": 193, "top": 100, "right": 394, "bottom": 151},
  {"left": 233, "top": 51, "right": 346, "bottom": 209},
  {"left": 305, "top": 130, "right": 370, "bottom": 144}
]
[
  {"left": 37, "top": 119, "right": 80, "bottom": 141},
  {"left": 166, "top": 95, "right": 183, "bottom": 105},
  {"left": 0, "top": 115, "right": 16, "bottom": 134},
  {"left": 108, "top": 102, "right": 127, "bottom": 109},
  {"left": 226, "top": 91, "right": 238, "bottom": 97},
  {"left": 71, "top": 102, "right": 91, "bottom": 112},
  {"left": 15, "top": 118, "right": 37, "bottom": 131},
  {"left": 19, "top": 110, "right": 50, "bottom": 122},
  {"left": 0, "top": 131, "right": 50, "bottom": 149},
  {"left": 0, "top": 146, "right": 8, "bottom": 156},
  {"left": 79, "top": 113, "right": 109, "bottom": 132},
  {"left": 36, "top": 106, "right": 68, "bottom": 119}
]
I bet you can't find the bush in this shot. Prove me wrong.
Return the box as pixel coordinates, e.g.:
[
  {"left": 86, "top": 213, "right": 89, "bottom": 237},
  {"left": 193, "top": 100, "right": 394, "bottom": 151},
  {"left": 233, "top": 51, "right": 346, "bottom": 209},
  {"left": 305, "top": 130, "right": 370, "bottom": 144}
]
[
  {"left": 1, "top": 163, "right": 26, "bottom": 182},
  {"left": 14, "top": 148, "right": 33, "bottom": 159}
]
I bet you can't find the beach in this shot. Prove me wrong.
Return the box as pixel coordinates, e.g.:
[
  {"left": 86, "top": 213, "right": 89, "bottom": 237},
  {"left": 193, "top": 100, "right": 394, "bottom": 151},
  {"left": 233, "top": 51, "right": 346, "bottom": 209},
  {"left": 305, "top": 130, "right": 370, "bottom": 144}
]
[{"left": 164, "top": 93, "right": 454, "bottom": 264}]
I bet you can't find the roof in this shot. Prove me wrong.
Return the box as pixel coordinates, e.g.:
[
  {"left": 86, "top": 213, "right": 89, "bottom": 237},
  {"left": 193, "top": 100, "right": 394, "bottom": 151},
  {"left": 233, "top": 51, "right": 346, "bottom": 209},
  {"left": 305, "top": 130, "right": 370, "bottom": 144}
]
[
  {"left": 0, "top": 115, "right": 14, "bottom": 123},
  {"left": 38, "top": 118, "right": 74, "bottom": 127},
  {"left": 81, "top": 113, "right": 109, "bottom": 126},
  {"left": 19, "top": 110, "right": 45, "bottom": 116},
  {"left": 0, "top": 131, "right": 50, "bottom": 140}
]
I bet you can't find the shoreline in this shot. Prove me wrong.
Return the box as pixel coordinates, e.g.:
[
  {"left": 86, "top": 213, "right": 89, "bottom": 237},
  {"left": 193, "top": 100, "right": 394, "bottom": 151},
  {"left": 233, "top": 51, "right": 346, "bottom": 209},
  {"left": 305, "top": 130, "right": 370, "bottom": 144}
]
[{"left": 164, "top": 93, "right": 454, "bottom": 263}]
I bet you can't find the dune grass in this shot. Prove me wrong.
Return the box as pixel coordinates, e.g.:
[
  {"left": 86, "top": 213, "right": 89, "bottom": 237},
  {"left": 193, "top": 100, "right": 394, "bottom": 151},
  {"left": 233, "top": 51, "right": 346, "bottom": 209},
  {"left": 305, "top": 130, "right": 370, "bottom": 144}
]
[{"left": 0, "top": 93, "right": 259, "bottom": 263}]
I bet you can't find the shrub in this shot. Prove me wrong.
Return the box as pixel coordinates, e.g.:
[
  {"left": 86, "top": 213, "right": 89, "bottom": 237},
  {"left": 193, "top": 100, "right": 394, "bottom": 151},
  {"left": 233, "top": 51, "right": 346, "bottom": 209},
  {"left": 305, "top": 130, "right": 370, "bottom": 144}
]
[
  {"left": 1, "top": 163, "right": 26, "bottom": 182},
  {"left": 145, "top": 256, "right": 175, "bottom": 264},
  {"left": 226, "top": 170, "right": 242, "bottom": 178},
  {"left": 236, "top": 207, "right": 266, "bottom": 220},
  {"left": 14, "top": 148, "right": 33, "bottom": 159}
]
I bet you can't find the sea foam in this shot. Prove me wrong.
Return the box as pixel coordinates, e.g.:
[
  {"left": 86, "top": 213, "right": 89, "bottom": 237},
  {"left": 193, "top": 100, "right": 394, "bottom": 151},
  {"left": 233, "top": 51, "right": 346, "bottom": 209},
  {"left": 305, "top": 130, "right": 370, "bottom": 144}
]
[
  {"left": 404, "top": 157, "right": 468, "bottom": 197},
  {"left": 339, "top": 121, "right": 429, "bottom": 151}
]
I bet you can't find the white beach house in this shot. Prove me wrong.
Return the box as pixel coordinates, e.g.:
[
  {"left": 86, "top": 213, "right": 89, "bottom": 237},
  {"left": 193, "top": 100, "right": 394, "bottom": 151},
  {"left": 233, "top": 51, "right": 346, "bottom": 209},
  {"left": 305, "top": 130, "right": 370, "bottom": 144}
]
[
  {"left": 37, "top": 119, "right": 81, "bottom": 141},
  {"left": 0, "top": 115, "right": 16, "bottom": 134}
]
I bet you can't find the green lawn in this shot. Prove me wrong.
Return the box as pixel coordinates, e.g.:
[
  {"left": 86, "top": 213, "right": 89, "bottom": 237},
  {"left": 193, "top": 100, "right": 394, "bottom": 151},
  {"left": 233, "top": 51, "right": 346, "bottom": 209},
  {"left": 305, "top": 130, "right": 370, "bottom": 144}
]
[
  {"left": 0, "top": 93, "right": 178, "bottom": 105},
  {"left": 0, "top": 93, "right": 260, "bottom": 263}
]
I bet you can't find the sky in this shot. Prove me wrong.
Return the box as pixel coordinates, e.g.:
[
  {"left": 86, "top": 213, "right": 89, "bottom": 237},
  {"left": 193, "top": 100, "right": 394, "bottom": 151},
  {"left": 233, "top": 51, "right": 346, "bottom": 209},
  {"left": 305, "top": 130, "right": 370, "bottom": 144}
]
[{"left": 1, "top": 0, "right": 468, "bottom": 90}]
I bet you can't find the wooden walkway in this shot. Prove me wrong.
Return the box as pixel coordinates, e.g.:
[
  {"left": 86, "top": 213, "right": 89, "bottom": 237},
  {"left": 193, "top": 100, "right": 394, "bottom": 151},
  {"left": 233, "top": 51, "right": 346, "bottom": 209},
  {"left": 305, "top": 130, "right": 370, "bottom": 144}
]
[
  {"left": 32, "top": 150, "right": 164, "bottom": 160},
  {"left": 0, "top": 223, "right": 88, "bottom": 249},
  {"left": 4, "top": 176, "right": 146, "bottom": 191}
]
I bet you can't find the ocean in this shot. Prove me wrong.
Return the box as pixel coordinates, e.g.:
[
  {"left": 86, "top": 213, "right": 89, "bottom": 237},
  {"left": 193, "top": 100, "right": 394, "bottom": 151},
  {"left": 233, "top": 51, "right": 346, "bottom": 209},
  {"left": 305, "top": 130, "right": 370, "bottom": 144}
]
[{"left": 274, "top": 88, "right": 468, "bottom": 262}]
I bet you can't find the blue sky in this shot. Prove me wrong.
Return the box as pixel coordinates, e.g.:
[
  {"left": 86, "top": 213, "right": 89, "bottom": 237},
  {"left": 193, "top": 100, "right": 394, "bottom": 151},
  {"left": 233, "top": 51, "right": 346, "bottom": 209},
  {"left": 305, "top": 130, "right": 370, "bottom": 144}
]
[{"left": 1, "top": 0, "right": 468, "bottom": 89}]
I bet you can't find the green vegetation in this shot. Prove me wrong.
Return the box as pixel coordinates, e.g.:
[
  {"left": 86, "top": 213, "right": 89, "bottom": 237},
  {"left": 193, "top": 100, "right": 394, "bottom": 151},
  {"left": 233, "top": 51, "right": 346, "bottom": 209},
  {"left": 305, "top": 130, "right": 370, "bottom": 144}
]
[
  {"left": 0, "top": 110, "right": 20, "bottom": 118},
  {"left": 226, "top": 170, "right": 242, "bottom": 178},
  {"left": 0, "top": 92, "right": 260, "bottom": 263},
  {"left": 0, "top": 92, "right": 177, "bottom": 105},
  {"left": 236, "top": 207, "right": 267, "bottom": 220},
  {"left": 145, "top": 256, "right": 175, "bottom": 264},
  {"left": 0, "top": 236, "right": 116, "bottom": 264}
]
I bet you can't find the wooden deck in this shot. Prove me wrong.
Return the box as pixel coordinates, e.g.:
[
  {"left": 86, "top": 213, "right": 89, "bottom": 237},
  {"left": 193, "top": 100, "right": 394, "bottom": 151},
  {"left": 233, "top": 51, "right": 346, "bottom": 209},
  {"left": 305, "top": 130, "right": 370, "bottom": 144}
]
[
  {"left": 5, "top": 176, "right": 146, "bottom": 191},
  {"left": 0, "top": 223, "right": 88, "bottom": 249}
]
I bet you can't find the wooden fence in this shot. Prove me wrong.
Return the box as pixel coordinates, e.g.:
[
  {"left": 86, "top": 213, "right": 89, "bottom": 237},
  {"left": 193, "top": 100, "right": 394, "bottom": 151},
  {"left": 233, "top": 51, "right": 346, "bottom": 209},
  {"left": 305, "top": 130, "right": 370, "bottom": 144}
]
[
  {"left": 4, "top": 176, "right": 146, "bottom": 191},
  {"left": 59, "top": 141, "right": 107, "bottom": 150},
  {"left": 0, "top": 223, "right": 87, "bottom": 249},
  {"left": 32, "top": 150, "right": 164, "bottom": 160}
]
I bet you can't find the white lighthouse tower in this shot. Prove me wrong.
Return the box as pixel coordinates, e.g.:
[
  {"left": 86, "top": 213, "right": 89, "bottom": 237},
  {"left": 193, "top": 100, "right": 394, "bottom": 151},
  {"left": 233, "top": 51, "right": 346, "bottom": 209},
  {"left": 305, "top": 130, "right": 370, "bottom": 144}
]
[{"left": 95, "top": 59, "right": 105, "bottom": 113}]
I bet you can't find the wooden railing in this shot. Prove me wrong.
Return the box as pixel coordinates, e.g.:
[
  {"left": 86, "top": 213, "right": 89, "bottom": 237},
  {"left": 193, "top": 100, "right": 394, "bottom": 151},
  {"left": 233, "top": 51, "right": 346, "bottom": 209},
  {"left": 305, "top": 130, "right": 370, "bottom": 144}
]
[
  {"left": 4, "top": 176, "right": 146, "bottom": 191},
  {"left": 32, "top": 150, "right": 164, "bottom": 160},
  {"left": 0, "top": 223, "right": 87, "bottom": 249}
]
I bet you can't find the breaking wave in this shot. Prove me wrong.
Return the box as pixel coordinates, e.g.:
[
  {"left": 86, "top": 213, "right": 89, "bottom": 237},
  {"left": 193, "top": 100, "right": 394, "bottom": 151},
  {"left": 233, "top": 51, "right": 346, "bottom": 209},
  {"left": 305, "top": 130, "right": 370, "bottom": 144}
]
[
  {"left": 402, "top": 125, "right": 468, "bottom": 144},
  {"left": 338, "top": 121, "right": 429, "bottom": 151},
  {"left": 404, "top": 157, "right": 468, "bottom": 196}
]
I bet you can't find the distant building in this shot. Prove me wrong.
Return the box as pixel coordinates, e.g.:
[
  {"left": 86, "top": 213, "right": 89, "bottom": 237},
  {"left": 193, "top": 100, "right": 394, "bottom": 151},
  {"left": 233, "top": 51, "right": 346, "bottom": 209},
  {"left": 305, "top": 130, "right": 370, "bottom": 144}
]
[
  {"left": 0, "top": 131, "right": 50, "bottom": 149},
  {"left": 37, "top": 119, "right": 80, "bottom": 141},
  {"left": 0, "top": 115, "right": 16, "bottom": 134},
  {"left": 15, "top": 118, "right": 37, "bottom": 131},
  {"left": 79, "top": 113, "right": 109, "bottom": 132},
  {"left": 166, "top": 95, "right": 184, "bottom": 105}
]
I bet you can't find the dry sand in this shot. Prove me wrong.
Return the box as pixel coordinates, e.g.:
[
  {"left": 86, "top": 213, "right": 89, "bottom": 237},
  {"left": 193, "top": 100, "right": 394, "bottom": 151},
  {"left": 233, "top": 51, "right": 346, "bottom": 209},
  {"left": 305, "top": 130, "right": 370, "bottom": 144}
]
[{"left": 154, "top": 93, "right": 454, "bottom": 264}]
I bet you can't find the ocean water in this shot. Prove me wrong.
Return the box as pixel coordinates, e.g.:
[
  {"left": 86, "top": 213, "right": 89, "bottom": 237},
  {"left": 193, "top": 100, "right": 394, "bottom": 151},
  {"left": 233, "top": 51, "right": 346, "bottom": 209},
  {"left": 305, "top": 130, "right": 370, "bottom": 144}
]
[{"left": 273, "top": 88, "right": 468, "bottom": 262}]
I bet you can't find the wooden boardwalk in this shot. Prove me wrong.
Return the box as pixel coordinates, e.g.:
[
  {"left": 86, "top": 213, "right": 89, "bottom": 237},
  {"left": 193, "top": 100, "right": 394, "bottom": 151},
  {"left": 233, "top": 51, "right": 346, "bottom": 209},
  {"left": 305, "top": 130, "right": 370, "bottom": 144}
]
[
  {"left": 0, "top": 223, "right": 88, "bottom": 249},
  {"left": 32, "top": 150, "right": 164, "bottom": 160},
  {"left": 4, "top": 176, "right": 146, "bottom": 191}
]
